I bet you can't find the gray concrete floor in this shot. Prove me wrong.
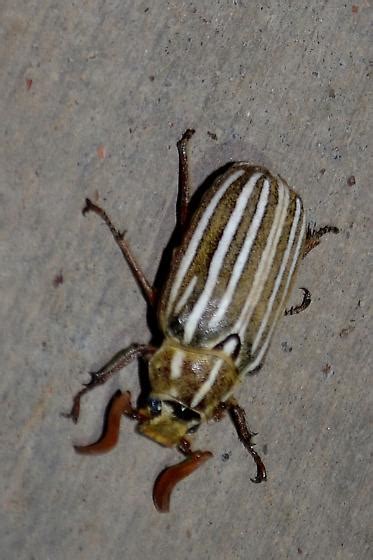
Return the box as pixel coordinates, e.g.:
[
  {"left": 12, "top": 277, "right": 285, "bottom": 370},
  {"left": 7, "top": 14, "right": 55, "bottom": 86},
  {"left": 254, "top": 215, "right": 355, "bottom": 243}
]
[{"left": 1, "top": 1, "right": 372, "bottom": 559}]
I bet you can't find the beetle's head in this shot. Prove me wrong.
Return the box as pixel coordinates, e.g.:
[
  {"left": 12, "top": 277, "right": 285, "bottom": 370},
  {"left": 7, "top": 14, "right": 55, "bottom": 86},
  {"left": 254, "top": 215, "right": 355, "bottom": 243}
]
[{"left": 138, "top": 397, "right": 201, "bottom": 447}]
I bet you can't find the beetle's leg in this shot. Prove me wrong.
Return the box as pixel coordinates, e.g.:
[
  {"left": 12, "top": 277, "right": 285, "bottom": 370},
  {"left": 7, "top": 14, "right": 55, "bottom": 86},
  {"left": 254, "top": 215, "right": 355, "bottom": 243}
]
[
  {"left": 284, "top": 287, "right": 311, "bottom": 316},
  {"left": 226, "top": 398, "right": 267, "bottom": 483},
  {"left": 64, "top": 344, "right": 155, "bottom": 423},
  {"left": 303, "top": 223, "right": 339, "bottom": 258},
  {"left": 82, "top": 198, "right": 156, "bottom": 307},
  {"left": 285, "top": 225, "right": 339, "bottom": 316},
  {"left": 176, "top": 128, "right": 195, "bottom": 232}
]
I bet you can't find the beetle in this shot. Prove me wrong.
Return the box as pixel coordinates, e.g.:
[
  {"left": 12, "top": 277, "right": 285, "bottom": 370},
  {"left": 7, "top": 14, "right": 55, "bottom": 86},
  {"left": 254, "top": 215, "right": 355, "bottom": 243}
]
[{"left": 66, "top": 129, "right": 338, "bottom": 512}]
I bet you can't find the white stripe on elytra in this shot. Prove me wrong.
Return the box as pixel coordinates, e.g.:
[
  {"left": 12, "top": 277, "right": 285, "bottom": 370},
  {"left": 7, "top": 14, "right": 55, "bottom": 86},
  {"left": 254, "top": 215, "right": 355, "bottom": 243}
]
[
  {"left": 251, "top": 196, "right": 302, "bottom": 354},
  {"left": 244, "top": 207, "right": 306, "bottom": 374},
  {"left": 174, "top": 275, "right": 198, "bottom": 314},
  {"left": 183, "top": 172, "right": 262, "bottom": 343},
  {"left": 191, "top": 358, "right": 223, "bottom": 408},
  {"left": 223, "top": 336, "right": 239, "bottom": 356},
  {"left": 209, "top": 178, "right": 270, "bottom": 329},
  {"left": 170, "top": 349, "right": 185, "bottom": 379},
  {"left": 235, "top": 180, "right": 290, "bottom": 346},
  {"left": 166, "top": 169, "right": 245, "bottom": 317}
]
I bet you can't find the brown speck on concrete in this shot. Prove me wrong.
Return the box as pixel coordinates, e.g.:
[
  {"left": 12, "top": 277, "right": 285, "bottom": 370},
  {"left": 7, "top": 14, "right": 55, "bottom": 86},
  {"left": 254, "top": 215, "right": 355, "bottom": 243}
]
[
  {"left": 25, "top": 78, "right": 33, "bottom": 90},
  {"left": 328, "top": 87, "right": 336, "bottom": 98},
  {"left": 352, "top": 5, "right": 359, "bottom": 13},
  {"left": 53, "top": 272, "right": 64, "bottom": 287},
  {"left": 207, "top": 131, "right": 218, "bottom": 140},
  {"left": 347, "top": 175, "right": 356, "bottom": 186},
  {"left": 97, "top": 144, "right": 106, "bottom": 160},
  {"left": 339, "top": 325, "right": 356, "bottom": 338},
  {"left": 322, "top": 363, "right": 335, "bottom": 379},
  {"left": 281, "top": 341, "right": 293, "bottom": 353}
]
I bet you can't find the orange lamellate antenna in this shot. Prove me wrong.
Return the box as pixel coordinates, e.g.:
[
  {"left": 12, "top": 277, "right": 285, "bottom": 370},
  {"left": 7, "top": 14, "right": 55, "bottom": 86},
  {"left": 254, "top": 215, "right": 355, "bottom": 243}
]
[
  {"left": 74, "top": 391, "right": 136, "bottom": 454},
  {"left": 153, "top": 450, "right": 213, "bottom": 513}
]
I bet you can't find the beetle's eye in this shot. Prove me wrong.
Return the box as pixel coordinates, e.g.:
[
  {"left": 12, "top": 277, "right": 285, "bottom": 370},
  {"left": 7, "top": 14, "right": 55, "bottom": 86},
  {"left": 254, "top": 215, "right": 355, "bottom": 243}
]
[{"left": 148, "top": 398, "right": 162, "bottom": 416}]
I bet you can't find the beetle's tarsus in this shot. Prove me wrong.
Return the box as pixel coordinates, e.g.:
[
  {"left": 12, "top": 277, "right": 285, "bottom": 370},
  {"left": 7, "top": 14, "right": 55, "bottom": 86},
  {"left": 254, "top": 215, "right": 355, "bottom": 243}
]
[
  {"left": 82, "top": 198, "right": 94, "bottom": 216},
  {"left": 81, "top": 198, "right": 155, "bottom": 307},
  {"left": 61, "top": 394, "right": 82, "bottom": 424},
  {"left": 303, "top": 223, "right": 339, "bottom": 258},
  {"left": 177, "top": 128, "right": 196, "bottom": 148},
  {"left": 285, "top": 287, "right": 311, "bottom": 316},
  {"left": 248, "top": 443, "right": 267, "bottom": 483},
  {"left": 250, "top": 462, "right": 267, "bottom": 484},
  {"left": 227, "top": 399, "right": 267, "bottom": 484}
]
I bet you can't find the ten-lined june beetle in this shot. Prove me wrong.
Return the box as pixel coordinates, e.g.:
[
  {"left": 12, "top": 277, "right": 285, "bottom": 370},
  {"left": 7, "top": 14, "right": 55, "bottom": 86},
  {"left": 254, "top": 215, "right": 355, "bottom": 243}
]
[{"left": 66, "top": 129, "right": 338, "bottom": 512}]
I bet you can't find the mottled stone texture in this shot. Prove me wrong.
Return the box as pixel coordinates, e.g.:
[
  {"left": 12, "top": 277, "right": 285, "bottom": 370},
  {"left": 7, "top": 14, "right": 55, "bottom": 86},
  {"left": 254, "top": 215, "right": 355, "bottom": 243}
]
[{"left": 0, "top": 1, "right": 371, "bottom": 559}]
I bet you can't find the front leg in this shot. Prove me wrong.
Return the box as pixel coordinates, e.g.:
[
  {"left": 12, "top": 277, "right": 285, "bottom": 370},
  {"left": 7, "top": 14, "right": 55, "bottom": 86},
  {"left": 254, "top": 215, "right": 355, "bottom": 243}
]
[
  {"left": 64, "top": 343, "right": 155, "bottom": 423},
  {"left": 226, "top": 398, "right": 267, "bottom": 483}
]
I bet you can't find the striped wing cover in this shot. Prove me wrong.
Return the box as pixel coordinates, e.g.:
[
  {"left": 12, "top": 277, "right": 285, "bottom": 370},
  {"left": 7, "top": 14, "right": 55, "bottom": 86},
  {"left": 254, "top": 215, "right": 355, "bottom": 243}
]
[{"left": 158, "top": 163, "right": 306, "bottom": 374}]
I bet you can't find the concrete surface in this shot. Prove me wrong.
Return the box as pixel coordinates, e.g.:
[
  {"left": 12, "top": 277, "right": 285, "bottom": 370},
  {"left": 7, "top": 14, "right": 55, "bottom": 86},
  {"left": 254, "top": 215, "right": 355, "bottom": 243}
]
[{"left": 1, "top": 1, "right": 372, "bottom": 559}]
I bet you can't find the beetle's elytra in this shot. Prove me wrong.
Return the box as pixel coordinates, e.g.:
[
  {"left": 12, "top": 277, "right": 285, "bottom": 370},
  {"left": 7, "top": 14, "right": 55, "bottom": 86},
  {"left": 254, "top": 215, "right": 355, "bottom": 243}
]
[{"left": 66, "top": 129, "right": 338, "bottom": 512}]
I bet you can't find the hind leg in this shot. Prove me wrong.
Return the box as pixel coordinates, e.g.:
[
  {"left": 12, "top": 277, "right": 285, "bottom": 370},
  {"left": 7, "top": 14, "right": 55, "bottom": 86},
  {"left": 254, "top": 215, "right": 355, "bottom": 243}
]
[
  {"left": 303, "top": 223, "right": 339, "bottom": 258},
  {"left": 285, "top": 223, "right": 339, "bottom": 316}
]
